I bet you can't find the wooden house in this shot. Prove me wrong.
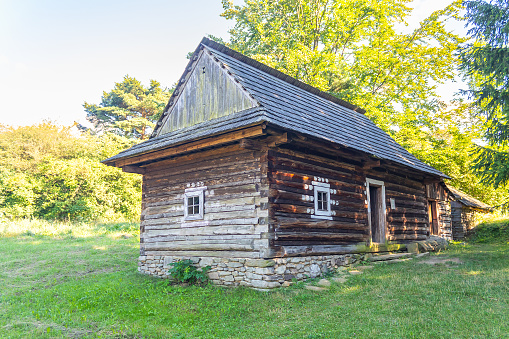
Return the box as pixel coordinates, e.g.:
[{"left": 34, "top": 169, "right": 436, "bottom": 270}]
[
  {"left": 446, "top": 185, "right": 491, "bottom": 240},
  {"left": 103, "top": 38, "right": 453, "bottom": 289},
  {"left": 425, "top": 182, "right": 453, "bottom": 239}
]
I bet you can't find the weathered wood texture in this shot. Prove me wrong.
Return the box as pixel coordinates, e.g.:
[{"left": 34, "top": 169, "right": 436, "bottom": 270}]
[
  {"left": 267, "top": 145, "right": 431, "bottom": 256},
  {"left": 426, "top": 182, "right": 448, "bottom": 201},
  {"left": 425, "top": 183, "right": 452, "bottom": 239},
  {"left": 451, "top": 201, "right": 477, "bottom": 240},
  {"left": 139, "top": 147, "right": 269, "bottom": 258},
  {"left": 157, "top": 51, "right": 257, "bottom": 136},
  {"left": 437, "top": 200, "right": 452, "bottom": 239}
]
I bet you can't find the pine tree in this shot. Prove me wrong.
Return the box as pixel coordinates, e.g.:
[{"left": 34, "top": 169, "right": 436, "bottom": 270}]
[
  {"left": 84, "top": 76, "right": 171, "bottom": 140},
  {"left": 460, "top": 0, "right": 509, "bottom": 190}
]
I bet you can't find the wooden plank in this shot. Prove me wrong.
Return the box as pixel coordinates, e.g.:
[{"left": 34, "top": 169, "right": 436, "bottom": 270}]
[
  {"left": 275, "top": 232, "right": 366, "bottom": 241},
  {"left": 274, "top": 217, "right": 367, "bottom": 230},
  {"left": 144, "top": 242, "right": 254, "bottom": 251},
  {"left": 113, "top": 124, "right": 266, "bottom": 167},
  {"left": 276, "top": 243, "right": 406, "bottom": 256},
  {"left": 387, "top": 216, "right": 428, "bottom": 224},
  {"left": 143, "top": 250, "right": 261, "bottom": 258}
]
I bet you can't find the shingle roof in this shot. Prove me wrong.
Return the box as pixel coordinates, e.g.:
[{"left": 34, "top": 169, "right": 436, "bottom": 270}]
[
  {"left": 104, "top": 38, "right": 448, "bottom": 178},
  {"left": 446, "top": 185, "right": 492, "bottom": 211}
]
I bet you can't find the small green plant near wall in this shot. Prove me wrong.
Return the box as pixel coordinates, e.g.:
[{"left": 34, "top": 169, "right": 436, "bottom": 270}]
[{"left": 168, "top": 260, "right": 211, "bottom": 285}]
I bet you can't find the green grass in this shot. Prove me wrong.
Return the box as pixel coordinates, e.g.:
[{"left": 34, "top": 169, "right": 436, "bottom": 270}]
[
  {"left": 467, "top": 217, "right": 509, "bottom": 244},
  {"left": 1, "top": 219, "right": 508, "bottom": 338}
]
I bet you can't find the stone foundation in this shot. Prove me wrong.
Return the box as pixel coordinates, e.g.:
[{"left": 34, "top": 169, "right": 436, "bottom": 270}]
[{"left": 138, "top": 253, "right": 369, "bottom": 289}]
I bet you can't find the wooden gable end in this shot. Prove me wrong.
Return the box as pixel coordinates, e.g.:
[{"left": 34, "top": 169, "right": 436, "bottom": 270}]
[{"left": 156, "top": 50, "right": 258, "bottom": 137}]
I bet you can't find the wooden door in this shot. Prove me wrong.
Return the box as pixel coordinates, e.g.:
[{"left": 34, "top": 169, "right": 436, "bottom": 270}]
[
  {"left": 368, "top": 180, "right": 386, "bottom": 243},
  {"left": 428, "top": 201, "right": 439, "bottom": 235}
]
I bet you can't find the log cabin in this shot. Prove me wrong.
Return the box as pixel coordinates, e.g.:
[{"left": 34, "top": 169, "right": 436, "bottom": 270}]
[
  {"left": 446, "top": 185, "right": 491, "bottom": 240},
  {"left": 103, "top": 38, "right": 454, "bottom": 289}
]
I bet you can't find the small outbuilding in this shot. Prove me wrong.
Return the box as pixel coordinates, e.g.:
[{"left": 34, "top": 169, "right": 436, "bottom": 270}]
[
  {"left": 446, "top": 185, "right": 492, "bottom": 240},
  {"left": 104, "top": 38, "right": 454, "bottom": 289}
]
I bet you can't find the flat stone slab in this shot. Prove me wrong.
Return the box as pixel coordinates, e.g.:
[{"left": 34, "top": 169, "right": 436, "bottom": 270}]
[
  {"left": 374, "top": 259, "right": 407, "bottom": 264},
  {"left": 317, "top": 279, "right": 331, "bottom": 287},
  {"left": 418, "top": 257, "right": 463, "bottom": 265},
  {"left": 369, "top": 253, "right": 413, "bottom": 262},
  {"left": 305, "top": 285, "right": 327, "bottom": 291},
  {"left": 416, "top": 252, "right": 430, "bottom": 258},
  {"left": 348, "top": 270, "right": 362, "bottom": 275},
  {"left": 332, "top": 277, "right": 347, "bottom": 283},
  {"left": 356, "top": 265, "right": 374, "bottom": 270}
]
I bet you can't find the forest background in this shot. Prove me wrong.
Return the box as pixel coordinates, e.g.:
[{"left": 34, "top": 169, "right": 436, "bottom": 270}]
[{"left": 1, "top": 0, "right": 507, "bottom": 221}]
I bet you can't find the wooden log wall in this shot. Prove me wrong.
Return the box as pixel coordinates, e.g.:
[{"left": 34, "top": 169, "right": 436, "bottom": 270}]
[
  {"left": 451, "top": 202, "right": 477, "bottom": 240},
  {"left": 438, "top": 200, "right": 452, "bottom": 239},
  {"left": 425, "top": 183, "right": 452, "bottom": 239},
  {"left": 365, "top": 168, "right": 429, "bottom": 243},
  {"left": 139, "top": 144, "right": 270, "bottom": 259},
  {"left": 267, "top": 145, "right": 431, "bottom": 256}
]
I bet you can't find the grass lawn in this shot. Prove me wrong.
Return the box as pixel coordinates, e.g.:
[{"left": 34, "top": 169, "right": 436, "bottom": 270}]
[{"left": 1, "top": 219, "right": 508, "bottom": 338}]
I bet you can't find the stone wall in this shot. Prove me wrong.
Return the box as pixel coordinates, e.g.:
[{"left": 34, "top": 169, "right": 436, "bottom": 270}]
[{"left": 138, "top": 253, "right": 368, "bottom": 290}]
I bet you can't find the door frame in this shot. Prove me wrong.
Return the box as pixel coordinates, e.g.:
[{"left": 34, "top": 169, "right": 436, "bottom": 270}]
[
  {"left": 366, "top": 178, "right": 387, "bottom": 244},
  {"left": 428, "top": 200, "right": 439, "bottom": 235}
]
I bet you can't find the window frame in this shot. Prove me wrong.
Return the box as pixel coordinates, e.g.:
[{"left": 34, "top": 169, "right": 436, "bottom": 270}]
[
  {"left": 312, "top": 181, "right": 332, "bottom": 219},
  {"left": 184, "top": 186, "right": 206, "bottom": 221}
]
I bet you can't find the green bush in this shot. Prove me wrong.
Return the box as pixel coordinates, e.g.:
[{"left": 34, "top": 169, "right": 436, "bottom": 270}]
[
  {"left": 0, "top": 123, "right": 141, "bottom": 221},
  {"left": 467, "top": 218, "right": 509, "bottom": 243},
  {"left": 168, "top": 260, "right": 211, "bottom": 285}
]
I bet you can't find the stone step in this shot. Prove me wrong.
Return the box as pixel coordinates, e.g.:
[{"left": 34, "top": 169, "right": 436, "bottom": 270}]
[
  {"left": 373, "top": 258, "right": 413, "bottom": 265},
  {"left": 332, "top": 277, "right": 347, "bottom": 283},
  {"left": 317, "top": 279, "right": 331, "bottom": 287},
  {"left": 305, "top": 285, "right": 327, "bottom": 291},
  {"left": 348, "top": 270, "right": 362, "bottom": 275},
  {"left": 369, "top": 253, "right": 414, "bottom": 262}
]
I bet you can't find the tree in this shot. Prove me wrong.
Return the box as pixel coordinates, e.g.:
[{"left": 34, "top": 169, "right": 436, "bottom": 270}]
[
  {"left": 220, "top": 0, "right": 464, "bottom": 131},
  {"left": 460, "top": 0, "right": 509, "bottom": 191},
  {"left": 84, "top": 76, "right": 172, "bottom": 140},
  {"left": 0, "top": 123, "right": 142, "bottom": 220}
]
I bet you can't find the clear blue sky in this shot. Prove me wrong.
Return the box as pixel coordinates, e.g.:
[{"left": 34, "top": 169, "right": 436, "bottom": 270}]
[{"left": 0, "top": 0, "right": 461, "bottom": 127}]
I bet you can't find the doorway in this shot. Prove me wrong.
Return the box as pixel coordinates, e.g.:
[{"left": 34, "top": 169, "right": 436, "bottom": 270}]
[
  {"left": 428, "top": 200, "right": 439, "bottom": 235},
  {"left": 366, "top": 178, "right": 386, "bottom": 243}
]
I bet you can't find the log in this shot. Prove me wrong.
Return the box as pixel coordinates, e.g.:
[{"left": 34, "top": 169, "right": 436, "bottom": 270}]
[{"left": 111, "top": 124, "right": 266, "bottom": 167}]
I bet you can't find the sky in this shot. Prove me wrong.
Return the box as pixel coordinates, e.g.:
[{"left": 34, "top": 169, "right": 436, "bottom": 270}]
[{"left": 0, "top": 0, "right": 465, "bottom": 128}]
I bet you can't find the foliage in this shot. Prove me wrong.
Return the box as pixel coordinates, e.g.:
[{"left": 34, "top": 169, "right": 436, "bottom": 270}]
[
  {"left": 168, "top": 259, "right": 211, "bottom": 285},
  {"left": 394, "top": 101, "right": 509, "bottom": 206},
  {"left": 220, "top": 0, "right": 465, "bottom": 131},
  {"left": 219, "top": 0, "right": 509, "bottom": 207},
  {"left": 83, "top": 76, "right": 172, "bottom": 140},
  {"left": 0, "top": 122, "right": 142, "bottom": 221},
  {"left": 467, "top": 217, "right": 509, "bottom": 243},
  {"left": 1, "top": 219, "right": 509, "bottom": 337},
  {"left": 460, "top": 0, "right": 509, "bottom": 191}
]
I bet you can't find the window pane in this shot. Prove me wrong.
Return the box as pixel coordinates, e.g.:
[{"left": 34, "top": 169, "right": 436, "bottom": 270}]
[
  {"left": 193, "top": 196, "right": 200, "bottom": 205},
  {"left": 188, "top": 197, "right": 194, "bottom": 206},
  {"left": 317, "top": 191, "right": 328, "bottom": 211},
  {"left": 188, "top": 205, "right": 194, "bottom": 215}
]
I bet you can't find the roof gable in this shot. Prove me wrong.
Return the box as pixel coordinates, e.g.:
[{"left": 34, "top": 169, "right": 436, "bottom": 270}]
[
  {"left": 155, "top": 50, "right": 258, "bottom": 137},
  {"left": 109, "top": 37, "right": 447, "bottom": 179}
]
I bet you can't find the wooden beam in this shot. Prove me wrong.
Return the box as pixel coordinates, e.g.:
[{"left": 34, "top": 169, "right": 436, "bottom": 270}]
[
  {"left": 122, "top": 165, "right": 146, "bottom": 174},
  {"left": 111, "top": 124, "right": 266, "bottom": 167},
  {"left": 362, "top": 159, "right": 381, "bottom": 170},
  {"left": 239, "top": 132, "right": 290, "bottom": 151}
]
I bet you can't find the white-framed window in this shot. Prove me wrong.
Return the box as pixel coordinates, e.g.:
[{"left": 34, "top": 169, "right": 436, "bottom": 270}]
[
  {"left": 312, "top": 181, "right": 332, "bottom": 219},
  {"left": 184, "top": 186, "right": 206, "bottom": 220}
]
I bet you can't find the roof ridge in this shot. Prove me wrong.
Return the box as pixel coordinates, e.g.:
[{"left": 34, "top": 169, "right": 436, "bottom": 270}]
[{"left": 200, "top": 37, "right": 366, "bottom": 115}]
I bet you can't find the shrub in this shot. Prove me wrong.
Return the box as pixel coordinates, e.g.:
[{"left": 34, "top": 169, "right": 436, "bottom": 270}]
[
  {"left": 167, "top": 260, "right": 211, "bottom": 285},
  {"left": 467, "top": 218, "right": 509, "bottom": 243}
]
